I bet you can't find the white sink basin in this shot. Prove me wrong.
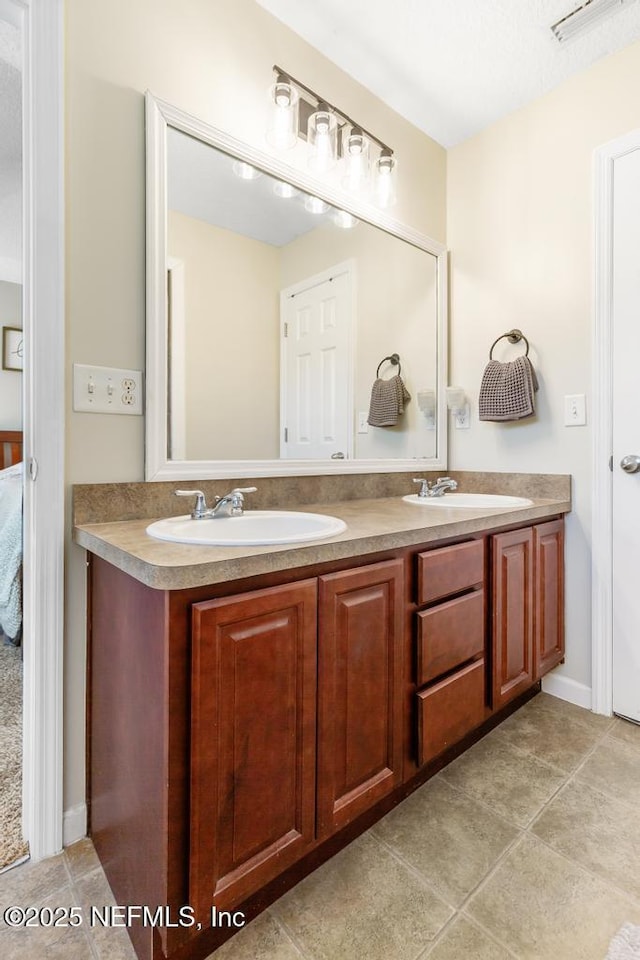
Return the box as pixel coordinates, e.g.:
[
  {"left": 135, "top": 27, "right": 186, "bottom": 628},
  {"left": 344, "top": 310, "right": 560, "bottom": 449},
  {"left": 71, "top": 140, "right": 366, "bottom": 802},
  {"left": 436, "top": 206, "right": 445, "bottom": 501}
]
[
  {"left": 402, "top": 493, "right": 533, "bottom": 508},
  {"left": 146, "top": 510, "right": 347, "bottom": 546}
]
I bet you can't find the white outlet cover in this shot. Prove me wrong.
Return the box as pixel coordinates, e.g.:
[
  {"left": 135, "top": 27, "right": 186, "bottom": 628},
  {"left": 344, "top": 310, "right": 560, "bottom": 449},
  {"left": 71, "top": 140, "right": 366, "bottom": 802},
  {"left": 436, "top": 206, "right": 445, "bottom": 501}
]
[{"left": 73, "top": 363, "right": 143, "bottom": 415}]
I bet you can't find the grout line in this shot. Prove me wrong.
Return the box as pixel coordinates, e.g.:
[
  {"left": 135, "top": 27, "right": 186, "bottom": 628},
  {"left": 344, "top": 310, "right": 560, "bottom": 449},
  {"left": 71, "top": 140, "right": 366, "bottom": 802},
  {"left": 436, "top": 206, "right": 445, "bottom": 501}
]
[
  {"left": 369, "top": 829, "right": 460, "bottom": 913},
  {"left": 431, "top": 770, "right": 537, "bottom": 833},
  {"left": 267, "top": 906, "right": 318, "bottom": 960}
]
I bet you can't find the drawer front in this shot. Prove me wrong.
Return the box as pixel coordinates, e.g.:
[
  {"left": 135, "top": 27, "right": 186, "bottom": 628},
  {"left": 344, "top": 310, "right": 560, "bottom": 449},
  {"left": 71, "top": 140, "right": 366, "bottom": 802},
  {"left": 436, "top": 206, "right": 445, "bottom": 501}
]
[
  {"left": 416, "top": 590, "right": 485, "bottom": 686},
  {"left": 416, "top": 659, "right": 486, "bottom": 765},
  {"left": 416, "top": 539, "right": 484, "bottom": 605}
]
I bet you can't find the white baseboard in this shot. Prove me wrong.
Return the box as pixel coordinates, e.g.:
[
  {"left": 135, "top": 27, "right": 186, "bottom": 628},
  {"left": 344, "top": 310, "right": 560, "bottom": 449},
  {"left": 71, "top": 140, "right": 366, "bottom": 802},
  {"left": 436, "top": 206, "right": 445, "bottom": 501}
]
[
  {"left": 62, "top": 803, "right": 87, "bottom": 847},
  {"left": 541, "top": 672, "right": 592, "bottom": 710}
]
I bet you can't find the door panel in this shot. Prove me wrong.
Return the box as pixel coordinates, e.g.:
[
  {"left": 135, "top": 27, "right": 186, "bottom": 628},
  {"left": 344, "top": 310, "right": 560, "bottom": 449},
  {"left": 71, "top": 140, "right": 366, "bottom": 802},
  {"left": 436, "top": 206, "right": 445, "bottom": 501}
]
[
  {"left": 281, "top": 268, "right": 352, "bottom": 459},
  {"left": 189, "top": 581, "right": 317, "bottom": 917},
  {"left": 317, "top": 560, "right": 404, "bottom": 838},
  {"left": 534, "top": 519, "right": 564, "bottom": 678},
  {"left": 492, "top": 528, "right": 534, "bottom": 709}
]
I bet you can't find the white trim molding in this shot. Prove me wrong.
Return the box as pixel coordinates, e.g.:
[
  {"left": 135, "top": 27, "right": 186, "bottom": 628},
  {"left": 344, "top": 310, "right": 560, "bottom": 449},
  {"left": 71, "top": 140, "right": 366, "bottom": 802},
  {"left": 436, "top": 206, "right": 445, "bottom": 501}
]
[
  {"left": 591, "top": 128, "right": 640, "bottom": 717},
  {"left": 21, "top": 0, "right": 65, "bottom": 859},
  {"left": 63, "top": 804, "right": 87, "bottom": 848},
  {"left": 541, "top": 672, "right": 592, "bottom": 711}
]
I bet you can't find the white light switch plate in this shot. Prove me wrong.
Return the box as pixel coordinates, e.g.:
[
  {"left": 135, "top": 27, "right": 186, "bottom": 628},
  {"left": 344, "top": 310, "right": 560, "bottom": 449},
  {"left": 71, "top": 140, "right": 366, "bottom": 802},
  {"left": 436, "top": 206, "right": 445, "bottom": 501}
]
[
  {"left": 564, "top": 394, "right": 586, "bottom": 426},
  {"left": 73, "top": 363, "right": 143, "bottom": 415},
  {"left": 357, "top": 411, "right": 369, "bottom": 434}
]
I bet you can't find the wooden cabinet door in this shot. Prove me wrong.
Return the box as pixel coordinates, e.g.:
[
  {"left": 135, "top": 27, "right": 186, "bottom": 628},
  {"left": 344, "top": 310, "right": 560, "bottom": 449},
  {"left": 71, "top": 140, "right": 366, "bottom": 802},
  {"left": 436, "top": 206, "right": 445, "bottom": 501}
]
[
  {"left": 189, "top": 580, "right": 317, "bottom": 918},
  {"left": 534, "top": 519, "right": 565, "bottom": 678},
  {"left": 317, "top": 559, "right": 404, "bottom": 838},
  {"left": 492, "top": 528, "right": 534, "bottom": 709}
]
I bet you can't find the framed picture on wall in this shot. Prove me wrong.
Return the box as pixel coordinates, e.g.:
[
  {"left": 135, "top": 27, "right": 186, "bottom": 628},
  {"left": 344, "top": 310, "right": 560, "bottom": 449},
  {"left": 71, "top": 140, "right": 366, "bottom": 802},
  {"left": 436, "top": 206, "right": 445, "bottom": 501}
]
[{"left": 2, "top": 327, "right": 23, "bottom": 372}]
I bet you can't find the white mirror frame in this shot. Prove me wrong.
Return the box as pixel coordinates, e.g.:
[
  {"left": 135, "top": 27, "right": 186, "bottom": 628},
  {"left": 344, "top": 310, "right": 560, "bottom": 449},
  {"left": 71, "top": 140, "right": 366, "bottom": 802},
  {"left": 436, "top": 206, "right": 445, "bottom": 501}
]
[{"left": 145, "top": 92, "right": 448, "bottom": 480}]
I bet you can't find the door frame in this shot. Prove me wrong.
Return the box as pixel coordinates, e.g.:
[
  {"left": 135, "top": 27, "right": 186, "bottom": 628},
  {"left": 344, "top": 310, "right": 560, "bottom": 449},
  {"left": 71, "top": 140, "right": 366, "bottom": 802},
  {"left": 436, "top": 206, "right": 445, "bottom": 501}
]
[
  {"left": 591, "top": 128, "right": 640, "bottom": 717},
  {"left": 19, "top": 0, "right": 65, "bottom": 859}
]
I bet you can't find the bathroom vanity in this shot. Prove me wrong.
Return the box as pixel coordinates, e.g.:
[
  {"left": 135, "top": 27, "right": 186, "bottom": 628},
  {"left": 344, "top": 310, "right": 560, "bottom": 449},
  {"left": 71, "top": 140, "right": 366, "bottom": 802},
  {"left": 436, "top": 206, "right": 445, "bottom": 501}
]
[{"left": 75, "top": 473, "right": 568, "bottom": 960}]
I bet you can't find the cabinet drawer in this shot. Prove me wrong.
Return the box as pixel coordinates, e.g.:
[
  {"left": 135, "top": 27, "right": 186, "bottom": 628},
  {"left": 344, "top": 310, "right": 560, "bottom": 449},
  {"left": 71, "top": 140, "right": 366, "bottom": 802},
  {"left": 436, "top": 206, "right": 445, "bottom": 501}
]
[
  {"left": 416, "top": 539, "right": 484, "bottom": 605},
  {"left": 416, "top": 590, "right": 485, "bottom": 686},
  {"left": 416, "top": 659, "right": 486, "bottom": 765}
]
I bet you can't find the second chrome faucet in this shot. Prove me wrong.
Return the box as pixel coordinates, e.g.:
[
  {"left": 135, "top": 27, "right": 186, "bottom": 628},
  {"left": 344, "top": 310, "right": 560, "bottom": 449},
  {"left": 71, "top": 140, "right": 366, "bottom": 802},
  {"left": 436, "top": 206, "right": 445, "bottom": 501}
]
[{"left": 412, "top": 477, "right": 458, "bottom": 498}]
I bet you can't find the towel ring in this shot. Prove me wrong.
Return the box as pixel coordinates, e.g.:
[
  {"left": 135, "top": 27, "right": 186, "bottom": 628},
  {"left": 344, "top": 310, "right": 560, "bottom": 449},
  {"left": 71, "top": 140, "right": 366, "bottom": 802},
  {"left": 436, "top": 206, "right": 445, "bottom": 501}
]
[
  {"left": 489, "top": 329, "right": 529, "bottom": 360},
  {"left": 376, "top": 353, "right": 401, "bottom": 377}
]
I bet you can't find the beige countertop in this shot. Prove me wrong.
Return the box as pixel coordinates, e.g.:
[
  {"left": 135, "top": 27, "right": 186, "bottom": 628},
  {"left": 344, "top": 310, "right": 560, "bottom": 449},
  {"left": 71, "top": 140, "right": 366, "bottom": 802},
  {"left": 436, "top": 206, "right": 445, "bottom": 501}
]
[{"left": 74, "top": 494, "right": 570, "bottom": 591}]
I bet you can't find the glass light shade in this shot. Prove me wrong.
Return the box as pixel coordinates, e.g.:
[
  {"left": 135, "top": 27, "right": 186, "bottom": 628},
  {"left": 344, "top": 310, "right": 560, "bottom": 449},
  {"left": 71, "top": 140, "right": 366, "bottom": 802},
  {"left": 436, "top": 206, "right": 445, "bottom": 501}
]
[
  {"left": 232, "top": 160, "right": 262, "bottom": 181},
  {"left": 333, "top": 210, "right": 358, "bottom": 229},
  {"left": 304, "top": 195, "right": 331, "bottom": 215},
  {"left": 266, "top": 75, "right": 299, "bottom": 151},
  {"left": 375, "top": 149, "right": 397, "bottom": 208},
  {"left": 342, "top": 127, "right": 371, "bottom": 194},
  {"left": 307, "top": 104, "right": 338, "bottom": 173},
  {"left": 273, "top": 180, "right": 299, "bottom": 199}
]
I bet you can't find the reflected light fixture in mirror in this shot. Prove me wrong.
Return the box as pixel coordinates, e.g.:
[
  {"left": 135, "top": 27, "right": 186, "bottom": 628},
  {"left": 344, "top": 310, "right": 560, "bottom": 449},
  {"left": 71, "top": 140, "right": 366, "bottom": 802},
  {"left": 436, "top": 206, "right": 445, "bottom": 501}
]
[{"left": 267, "top": 65, "right": 396, "bottom": 207}]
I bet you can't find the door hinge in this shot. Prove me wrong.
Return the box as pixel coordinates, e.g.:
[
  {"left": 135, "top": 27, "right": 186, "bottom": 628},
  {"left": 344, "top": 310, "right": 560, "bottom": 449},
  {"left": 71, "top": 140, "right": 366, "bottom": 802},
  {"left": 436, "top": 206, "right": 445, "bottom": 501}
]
[
  {"left": 29, "top": 457, "right": 39, "bottom": 481},
  {"left": 284, "top": 322, "right": 288, "bottom": 338},
  {"left": 284, "top": 427, "right": 288, "bottom": 442},
  {"left": 609, "top": 455, "right": 613, "bottom": 472}
]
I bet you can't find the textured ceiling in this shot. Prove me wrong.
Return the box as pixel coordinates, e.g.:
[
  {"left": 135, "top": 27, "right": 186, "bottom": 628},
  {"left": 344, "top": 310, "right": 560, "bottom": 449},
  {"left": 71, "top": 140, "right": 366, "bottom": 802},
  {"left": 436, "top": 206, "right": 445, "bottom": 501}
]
[{"left": 256, "top": 0, "right": 640, "bottom": 146}]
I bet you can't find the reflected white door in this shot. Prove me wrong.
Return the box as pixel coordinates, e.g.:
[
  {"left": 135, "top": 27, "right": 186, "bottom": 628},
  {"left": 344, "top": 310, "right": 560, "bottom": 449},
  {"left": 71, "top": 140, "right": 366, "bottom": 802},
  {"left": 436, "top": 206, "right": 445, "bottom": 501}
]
[
  {"left": 612, "top": 144, "right": 640, "bottom": 723},
  {"left": 280, "top": 266, "right": 352, "bottom": 460}
]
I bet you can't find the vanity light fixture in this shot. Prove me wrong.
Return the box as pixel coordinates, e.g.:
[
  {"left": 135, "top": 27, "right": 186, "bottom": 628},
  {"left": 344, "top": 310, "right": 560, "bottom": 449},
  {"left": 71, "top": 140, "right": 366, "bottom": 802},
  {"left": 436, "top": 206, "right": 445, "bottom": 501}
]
[
  {"left": 273, "top": 179, "right": 299, "bottom": 199},
  {"left": 266, "top": 73, "right": 299, "bottom": 149},
  {"left": 304, "top": 195, "right": 331, "bottom": 215},
  {"left": 267, "top": 65, "right": 397, "bottom": 206},
  {"left": 232, "top": 160, "right": 261, "bottom": 180},
  {"left": 332, "top": 210, "right": 358, "bottom": 229}
]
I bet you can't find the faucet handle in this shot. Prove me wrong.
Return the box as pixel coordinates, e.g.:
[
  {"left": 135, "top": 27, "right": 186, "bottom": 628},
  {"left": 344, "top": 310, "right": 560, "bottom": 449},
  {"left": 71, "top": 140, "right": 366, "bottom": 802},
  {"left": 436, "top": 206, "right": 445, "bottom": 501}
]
[
  {"left": 175, "top": 489, "right": 208, "bottom": 519},
  {"left": 436, "top": 477, "right": 457, "bottom": 488},
  {"left": 231, "top": 487, "right": 257, "bottom": 495},
  {"left": 413, "top": 478, "right": 430, "bottom": 498}
]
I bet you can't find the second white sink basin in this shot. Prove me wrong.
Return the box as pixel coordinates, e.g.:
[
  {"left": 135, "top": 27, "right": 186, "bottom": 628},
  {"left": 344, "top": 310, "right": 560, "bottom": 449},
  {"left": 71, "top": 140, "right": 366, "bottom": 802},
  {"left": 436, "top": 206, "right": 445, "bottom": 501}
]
[
  {"left": 146, "top": 510, "right": 347, "bottom": 546},
  {"left": 403, "top": 493, "right": 533, "bottom": 508}
]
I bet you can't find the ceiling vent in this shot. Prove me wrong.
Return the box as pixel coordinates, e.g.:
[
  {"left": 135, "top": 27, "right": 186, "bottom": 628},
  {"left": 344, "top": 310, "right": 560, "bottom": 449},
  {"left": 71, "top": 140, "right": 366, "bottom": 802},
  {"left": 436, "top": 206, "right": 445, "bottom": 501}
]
[{"left": 550, "top": 0, "right": 638, "bottom": 42}]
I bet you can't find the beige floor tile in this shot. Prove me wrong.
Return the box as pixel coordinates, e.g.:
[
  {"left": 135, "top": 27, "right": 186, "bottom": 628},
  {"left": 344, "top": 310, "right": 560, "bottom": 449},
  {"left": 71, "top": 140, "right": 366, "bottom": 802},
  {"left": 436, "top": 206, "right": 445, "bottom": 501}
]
[
  {"left": 440, "top": 734, "right": 565, "bottom": 827},
  {"left": 73, "top": 866, "right": 137, "bottom": 960},
  {"left": 531, "top": 779, "right": 640, "bottom": 900},
  {"left": 206, "top": 911, "right": 303, "bottom": 960},
  {"left": 427, "top": 916, "right": 514, "bottom": 960},
  {"left": 373, "top": 777, "right": 518, "bottom": 907},
  {"left": 530, "top": 693, "right": 613, "bottom": 733},
  {"left": 491, "top": 697, "right": 606, "bottom": 773},
  {"left": 0, "top": 885, "right": 96, "bottom": 959},
  {"left": 467, "top": 834, "right": 640, "bottom": 960},
  {"left": 272, "top": 832, "right": 452, "bottom": 960},
  {"left": 0, "top": 854, "right": 69, "bottom": 922},
  {"left": 577, "top": 736, "right": 640, "bottom": 807},
  {"left": 64, "top": 838, "right": 101, "bottom": 881},
  {"left": 609, "top": 717, "right": 640, "bottom": 748}
]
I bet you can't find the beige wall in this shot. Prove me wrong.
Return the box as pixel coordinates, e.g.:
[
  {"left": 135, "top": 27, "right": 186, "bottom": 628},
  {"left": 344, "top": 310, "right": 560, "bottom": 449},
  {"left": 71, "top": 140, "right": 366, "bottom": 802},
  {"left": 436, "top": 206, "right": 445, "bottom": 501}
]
[
  {"left": 168, "top": 211, "right": 280, "bottom": 460},
  {"left": 280, "top": 223, "right": 438, "bottom": 459},
  {"left": 0, "top": 281, "right": 22, "bottom": 429},
  {"left": 447, "top": 39, "right": 640, "bottom": 696},
  {"left": 65, "top": 0, "right": 446, "bottom": 816}
]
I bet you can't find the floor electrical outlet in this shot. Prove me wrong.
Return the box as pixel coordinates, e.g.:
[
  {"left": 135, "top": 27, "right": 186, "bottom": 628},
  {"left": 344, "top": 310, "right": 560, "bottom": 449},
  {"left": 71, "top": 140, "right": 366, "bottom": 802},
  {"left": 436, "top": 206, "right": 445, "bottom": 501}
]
[{"left": 73, "top": 363, "right": 143, "bottom": 415}]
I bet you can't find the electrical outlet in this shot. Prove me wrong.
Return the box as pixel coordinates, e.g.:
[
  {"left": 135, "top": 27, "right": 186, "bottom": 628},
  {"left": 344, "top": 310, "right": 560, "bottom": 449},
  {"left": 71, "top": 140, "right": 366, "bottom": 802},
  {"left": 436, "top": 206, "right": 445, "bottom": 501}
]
[
  {"left": 357, "top": 411, "right": 369, "bottom": 434},
  {"left": 454, "top": 403, "right": 471, "bottom": 429},
  {"left": 73, "top": 364, "right": 143, "bottom": 415}
]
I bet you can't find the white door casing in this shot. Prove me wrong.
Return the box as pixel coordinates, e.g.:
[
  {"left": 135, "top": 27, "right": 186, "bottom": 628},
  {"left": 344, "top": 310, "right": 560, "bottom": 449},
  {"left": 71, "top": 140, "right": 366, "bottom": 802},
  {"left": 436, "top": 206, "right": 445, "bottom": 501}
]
[
  {"left": 592, "top": 128, "right": 640, "bottom": 718},
  {"left": 611, "top": 147, "right": 640, "bottom": 723},
  {"left": 280, "top": 262, "right": 354, "bottom": 460}
]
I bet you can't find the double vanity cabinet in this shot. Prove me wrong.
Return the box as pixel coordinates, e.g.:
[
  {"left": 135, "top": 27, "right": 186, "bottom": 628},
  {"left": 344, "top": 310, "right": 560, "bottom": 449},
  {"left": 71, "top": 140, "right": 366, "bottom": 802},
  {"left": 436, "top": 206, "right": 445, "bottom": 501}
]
[{"left": 80, "top": 492, "right": 565, "bottom": 960}]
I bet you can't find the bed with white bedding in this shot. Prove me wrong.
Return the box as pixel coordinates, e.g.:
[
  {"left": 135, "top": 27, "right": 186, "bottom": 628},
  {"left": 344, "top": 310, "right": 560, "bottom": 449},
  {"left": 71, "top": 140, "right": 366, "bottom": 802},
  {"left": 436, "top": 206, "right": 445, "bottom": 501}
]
[{"left": 0, "top": 431, "right": 23, "bottom": 643}]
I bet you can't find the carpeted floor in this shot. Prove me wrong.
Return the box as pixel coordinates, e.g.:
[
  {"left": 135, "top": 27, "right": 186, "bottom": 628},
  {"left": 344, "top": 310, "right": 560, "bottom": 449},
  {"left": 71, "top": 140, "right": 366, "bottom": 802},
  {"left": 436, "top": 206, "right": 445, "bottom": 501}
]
[{"left": 0, "top": 640, "right": 28, "bottom": 870}]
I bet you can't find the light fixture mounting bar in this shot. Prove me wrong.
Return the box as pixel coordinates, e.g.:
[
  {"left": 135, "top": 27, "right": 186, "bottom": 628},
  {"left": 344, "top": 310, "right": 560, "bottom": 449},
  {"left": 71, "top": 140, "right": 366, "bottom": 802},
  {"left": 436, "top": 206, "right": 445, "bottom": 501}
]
[{"left": 272, "top": 64, "right": 393, "bottom": 155}]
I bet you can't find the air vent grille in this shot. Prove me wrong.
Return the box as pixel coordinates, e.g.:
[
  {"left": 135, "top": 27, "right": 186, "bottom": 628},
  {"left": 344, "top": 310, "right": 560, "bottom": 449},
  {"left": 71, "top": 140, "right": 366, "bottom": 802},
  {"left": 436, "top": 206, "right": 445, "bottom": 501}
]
[{"left": 551, "top": 0, "right": 638, "bottom": 43}]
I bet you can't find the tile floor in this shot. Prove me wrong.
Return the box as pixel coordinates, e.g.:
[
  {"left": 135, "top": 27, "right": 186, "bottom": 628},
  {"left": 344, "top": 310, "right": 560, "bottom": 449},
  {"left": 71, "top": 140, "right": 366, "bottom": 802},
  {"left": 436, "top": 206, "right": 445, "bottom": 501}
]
[{"left": 1, "top": 693, "right": 639, "bottom": 960}]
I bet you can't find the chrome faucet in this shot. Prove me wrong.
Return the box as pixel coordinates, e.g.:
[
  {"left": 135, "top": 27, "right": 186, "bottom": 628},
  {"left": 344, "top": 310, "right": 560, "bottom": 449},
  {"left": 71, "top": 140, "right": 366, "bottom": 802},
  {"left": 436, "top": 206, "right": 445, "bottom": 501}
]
[
  {"left": 412, "top": 477, "right": 458, "bottom": 498},
  {"left": 175, "top": 487, "right": 257, "bottom": 519}
]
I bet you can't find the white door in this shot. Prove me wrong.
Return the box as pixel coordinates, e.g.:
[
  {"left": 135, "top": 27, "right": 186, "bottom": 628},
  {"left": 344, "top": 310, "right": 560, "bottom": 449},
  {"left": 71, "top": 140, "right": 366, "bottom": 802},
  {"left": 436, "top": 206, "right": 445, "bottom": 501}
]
[
  {"left": 280, "top": 265, "right": 352, "bottom": 460},
  {"left": 612, "top": 145, "right": 640, "bottom": 723}
]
